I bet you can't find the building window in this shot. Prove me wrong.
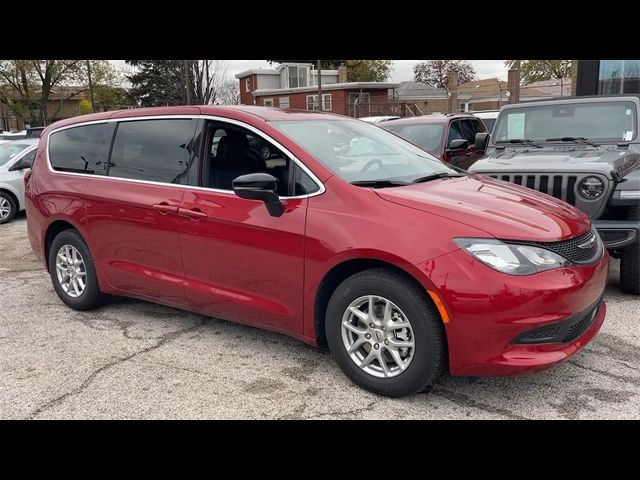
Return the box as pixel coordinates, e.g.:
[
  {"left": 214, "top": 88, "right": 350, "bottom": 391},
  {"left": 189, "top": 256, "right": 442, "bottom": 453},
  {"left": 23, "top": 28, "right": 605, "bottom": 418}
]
[
  {"left": 245, "top": 78, "right": 251, "bottom": 93},
  {"left": 279, "top": 96, "right": 290, "bottom": 109},
  {"left": 598, "top": 60, "right": 640, "bottom": 94},
  {"left": 263, "top": 98, "right": 274, "bottom": 107},
  {"left": 322, "top": 93, "right": 331, "bottom": 111},
  {"left": 288, "top": 65, "right": 310, "bottom": 88},
  {"left": 305, "top": 94, "right": 332, "bottom": 111}
]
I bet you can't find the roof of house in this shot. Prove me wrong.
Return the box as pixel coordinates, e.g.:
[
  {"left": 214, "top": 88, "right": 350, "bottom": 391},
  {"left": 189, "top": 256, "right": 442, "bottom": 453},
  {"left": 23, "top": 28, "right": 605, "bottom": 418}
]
[
  {"left": 521, "top": 78, "right": 572, "bottom": 97},
  {"left": 252, "top": 82, "right": 399, "bottom": 96},
  {"left": 46, "top": 86, "right": 87, "bottom": 101},
  {"left": 396, "top": 81, "right": 447, "bottom": 100},
  {"left": 235, "top": 65, "right": 339, "bottom": 79}
]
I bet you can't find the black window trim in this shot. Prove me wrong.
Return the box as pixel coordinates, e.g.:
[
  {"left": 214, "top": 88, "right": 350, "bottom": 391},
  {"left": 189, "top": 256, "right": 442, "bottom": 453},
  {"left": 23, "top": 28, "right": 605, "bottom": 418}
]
[{"left": 45, "top": 115, "right": 325, "bottom": 200}]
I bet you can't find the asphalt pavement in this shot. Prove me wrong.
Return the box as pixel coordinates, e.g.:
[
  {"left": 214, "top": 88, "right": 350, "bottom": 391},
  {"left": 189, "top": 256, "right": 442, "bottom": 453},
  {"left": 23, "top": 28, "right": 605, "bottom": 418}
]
[{"left": 1, "top": 214, "right": 639, "bottom": 419}]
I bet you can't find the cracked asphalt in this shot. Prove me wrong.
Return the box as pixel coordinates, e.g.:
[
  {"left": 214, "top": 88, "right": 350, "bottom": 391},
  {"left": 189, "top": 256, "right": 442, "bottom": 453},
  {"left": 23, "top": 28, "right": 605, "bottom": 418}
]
[{"left": 1, "top": 214, "right": 639, "bottom": 419}]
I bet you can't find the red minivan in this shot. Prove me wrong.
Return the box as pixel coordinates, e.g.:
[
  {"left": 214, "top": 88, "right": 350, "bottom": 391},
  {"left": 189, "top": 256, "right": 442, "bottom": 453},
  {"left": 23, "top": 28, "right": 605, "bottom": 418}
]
[{"left": 25, "top": 106, "right": 608, "bottom": 397}]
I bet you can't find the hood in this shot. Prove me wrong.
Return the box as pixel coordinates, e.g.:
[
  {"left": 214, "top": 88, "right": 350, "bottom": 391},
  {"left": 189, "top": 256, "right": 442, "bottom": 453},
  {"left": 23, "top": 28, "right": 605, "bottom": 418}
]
[
  {"left": 375, "top": 175, "right": 590, "bottom": 242},
  {"left": 470, "top": 145, "right": 640, "bottom": 178}
]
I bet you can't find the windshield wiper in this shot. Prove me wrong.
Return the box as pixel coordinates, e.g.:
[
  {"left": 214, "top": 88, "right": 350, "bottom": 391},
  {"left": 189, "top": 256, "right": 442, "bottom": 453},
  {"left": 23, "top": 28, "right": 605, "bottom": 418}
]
[
  {"left": 351, "top": 180, "right": 409, "bottom": 188},
  {"left": 496, "top": 139, "right": 543, "bottom": 148},
  {"left": 411, "top": 172, "right": 464, "bottom": 184},
  {"left": 545, "top": 136, "right": 600, "bottom": 147}
]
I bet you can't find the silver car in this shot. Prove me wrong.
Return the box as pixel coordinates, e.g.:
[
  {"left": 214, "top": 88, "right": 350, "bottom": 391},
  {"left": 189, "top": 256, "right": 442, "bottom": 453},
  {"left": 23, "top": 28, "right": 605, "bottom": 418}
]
[{"left": 0, "top": 139, "right": 38, "bottom": 224}]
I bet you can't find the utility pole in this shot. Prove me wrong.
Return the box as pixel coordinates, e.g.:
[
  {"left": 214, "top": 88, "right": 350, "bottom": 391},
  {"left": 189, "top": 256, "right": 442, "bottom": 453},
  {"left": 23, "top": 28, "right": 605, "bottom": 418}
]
[
  {"left": 507, "top": 60, "right": 521, "bottom": 104},
  {"left": 184, "top": 60, "right": 192, "bottom": 104},
  {"left": 86, "top": 60, "right": 95, "bottom": 113},
  {"left": 317, "top": 60, "right": 322, "bottom": 111}
]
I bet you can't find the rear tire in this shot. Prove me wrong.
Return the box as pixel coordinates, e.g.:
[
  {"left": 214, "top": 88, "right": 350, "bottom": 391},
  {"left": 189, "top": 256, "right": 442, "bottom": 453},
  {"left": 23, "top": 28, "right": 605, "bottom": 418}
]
[
  {"left": 325, "top": 268, "right": 446, "bottom": 397},
  {"left": 0, "top": 192, "right": 17, "bottom": 224},
  {"left": 620, "top": 243, "right": 639, "bottom": 295},
  {"left": 48, "top": 229, "right": 106, "bottom": 310}
]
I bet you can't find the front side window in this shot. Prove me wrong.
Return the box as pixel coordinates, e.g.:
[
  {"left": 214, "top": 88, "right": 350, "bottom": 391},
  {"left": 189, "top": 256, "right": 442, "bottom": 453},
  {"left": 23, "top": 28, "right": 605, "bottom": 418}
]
[
  {"left": 447, "top": 121, "right": 466, "bottom": 145},
  {"left": 204, "top": 121, "right": 298, "bottom": 196},
  {"left": 49, "top": 123, "right": 114, "bottom": 174},
  {"left": 108, "top": 119, "right": 198, "bottom": 183},
  {"left": 493, "top": 101, "right": 637, "bottom": 143},
  {"left": 382, "top": 123, "right": 445, "bottom": 155},
  {"left": 0, "top": 143, "right": 31, "bottom": 167},
  {"left": 272, "top": 119, "right": 456, "bottom": 184}
]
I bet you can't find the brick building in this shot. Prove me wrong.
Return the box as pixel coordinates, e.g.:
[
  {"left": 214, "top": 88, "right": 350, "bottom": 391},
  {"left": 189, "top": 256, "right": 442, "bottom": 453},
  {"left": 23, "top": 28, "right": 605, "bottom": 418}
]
[{"left": 236, "top": 62, "right": 400, "bottom": 117}]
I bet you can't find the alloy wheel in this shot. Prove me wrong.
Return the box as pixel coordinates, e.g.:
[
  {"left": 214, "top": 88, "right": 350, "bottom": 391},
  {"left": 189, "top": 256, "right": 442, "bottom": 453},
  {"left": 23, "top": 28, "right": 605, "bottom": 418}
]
[
  {"left": 341, "top": 295, "right": 415, "bottom": 378},
  {"left": 0, "top": 197, "right": 11, "bottom": 220},
  {"left": 55, "top": 244, "right": 87, "bottom": 298}
]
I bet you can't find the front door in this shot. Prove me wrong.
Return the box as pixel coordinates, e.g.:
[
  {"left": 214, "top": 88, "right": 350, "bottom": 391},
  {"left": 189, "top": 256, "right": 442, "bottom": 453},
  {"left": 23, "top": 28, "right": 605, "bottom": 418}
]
[
  {"left": 178, "top": 120, "right": 314, "bottom": 334},
  {"left": 85, "top": 117, "right": 200, "bottom": 307}
]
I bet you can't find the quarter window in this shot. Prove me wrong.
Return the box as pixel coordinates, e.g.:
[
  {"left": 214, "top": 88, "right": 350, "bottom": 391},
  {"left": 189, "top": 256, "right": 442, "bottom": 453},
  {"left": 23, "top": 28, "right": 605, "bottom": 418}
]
[
  {"left": 49, "top": 123, "right": 115, "bottom": 175},
  {"left": 108, "top": 119, "right": 198, "bottom": 184}
]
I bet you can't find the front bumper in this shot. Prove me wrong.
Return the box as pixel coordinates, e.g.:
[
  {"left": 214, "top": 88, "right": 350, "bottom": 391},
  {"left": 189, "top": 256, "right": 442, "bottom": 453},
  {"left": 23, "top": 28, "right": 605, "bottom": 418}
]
[
  {"left": 592, "top": 219, "right": 639, "bottom": 250},
  {"left": 416, "top": 247, "right": 609, "bottom": 376}
]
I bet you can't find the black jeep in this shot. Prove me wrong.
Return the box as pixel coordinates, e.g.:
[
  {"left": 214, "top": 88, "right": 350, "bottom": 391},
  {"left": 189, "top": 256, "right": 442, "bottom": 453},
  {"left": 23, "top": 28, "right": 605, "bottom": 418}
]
[{"left": 470, "top": 95, "right": 640, "bottom": 294}]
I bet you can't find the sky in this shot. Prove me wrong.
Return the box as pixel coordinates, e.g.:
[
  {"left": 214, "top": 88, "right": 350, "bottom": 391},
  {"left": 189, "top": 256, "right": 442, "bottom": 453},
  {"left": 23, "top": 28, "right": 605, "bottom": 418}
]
[{"left": 110, "top": 60, "right": 508, "bottom": 83}]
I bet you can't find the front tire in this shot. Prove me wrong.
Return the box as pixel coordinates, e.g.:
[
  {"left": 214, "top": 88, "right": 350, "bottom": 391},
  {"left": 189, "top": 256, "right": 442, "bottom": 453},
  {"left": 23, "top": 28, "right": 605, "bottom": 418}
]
[
  {"left": 48, "top": 229, "right": 106, "bottom": 310},
  {"left": 0, "top": 192, "right": 17, "bottom": 224},
  {"left": 325, "top": 268, "right": 446, "bottom": 397},
  {"left": 620, "top": 243, "right": 639, "bottom": 295}
]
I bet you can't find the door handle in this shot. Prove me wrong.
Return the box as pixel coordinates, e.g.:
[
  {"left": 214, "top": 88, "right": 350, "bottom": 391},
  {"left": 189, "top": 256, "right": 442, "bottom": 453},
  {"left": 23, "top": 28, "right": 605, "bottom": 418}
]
[
  {"left": 178, "top": 207, "right": 208, "bottom": 220},
  {"left": 152, "top": 202, "right": 179, "bottom": 215}
]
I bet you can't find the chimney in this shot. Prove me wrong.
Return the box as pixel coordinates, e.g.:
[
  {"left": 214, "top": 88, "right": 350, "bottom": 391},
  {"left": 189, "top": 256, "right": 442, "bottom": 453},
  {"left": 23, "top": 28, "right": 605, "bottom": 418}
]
[
  {"left": 447, "top": 70, "right": 459, "bottom": 113},
  {"left": 338, "top": 63, "right": 347, "bottom": 83}
]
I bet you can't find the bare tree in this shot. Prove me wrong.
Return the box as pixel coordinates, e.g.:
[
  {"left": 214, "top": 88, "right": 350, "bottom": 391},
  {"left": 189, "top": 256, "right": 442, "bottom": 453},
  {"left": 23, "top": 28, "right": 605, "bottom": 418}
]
[
  {"left": 189, "top": 60, "right": 229, "bottom": 105},
  {"left": 217, "top": 80, "right": 240, "bottom": 106}
]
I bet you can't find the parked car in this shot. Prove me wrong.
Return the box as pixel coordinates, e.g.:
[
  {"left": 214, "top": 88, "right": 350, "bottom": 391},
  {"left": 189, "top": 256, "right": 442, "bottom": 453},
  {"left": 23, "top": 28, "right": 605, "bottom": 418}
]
[
  {"left": 381, "top": 113, "right": 488, "bottom": 170},
  {"left": 0, "top": 139, "right": 38, "bottom": 224},
  {"left": 470, "top": 95, "right": 640, "bottom": 294},
  {"left": 358, "top": 116, "right": 401, "bottom": 124},
  {"left": 471, "top": 110, "right": 499, "bottom": 133},
  {"left": 26, "top": 127, "right": 45, "bottom": 139},
  {"left": 26, "top": 106, "right": 608, "bottom": 397}
]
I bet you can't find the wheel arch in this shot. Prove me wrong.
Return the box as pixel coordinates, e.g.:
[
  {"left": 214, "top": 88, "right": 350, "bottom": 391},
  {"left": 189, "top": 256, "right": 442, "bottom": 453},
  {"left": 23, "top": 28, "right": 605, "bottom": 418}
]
[
  {"left": 43, "top": 219, "right": 84, "bottom": 272},
  {"left": 313, "top": 257, "right": 443, "bottom": 347},
  {"left": 0, "top": 188, "right": 20, "bottom": 212}
]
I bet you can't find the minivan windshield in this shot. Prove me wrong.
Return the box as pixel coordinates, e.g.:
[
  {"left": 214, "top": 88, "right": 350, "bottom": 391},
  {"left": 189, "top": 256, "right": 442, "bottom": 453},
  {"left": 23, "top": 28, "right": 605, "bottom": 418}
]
[
  {"left": 272, "top": 119, "right": 457, "bottom": 185},
  {"left": 493, "top": 101, "right": 637, "bottom": 144},
  {"left": 0, "top": 143, "right": 30, "bottom": 167}
]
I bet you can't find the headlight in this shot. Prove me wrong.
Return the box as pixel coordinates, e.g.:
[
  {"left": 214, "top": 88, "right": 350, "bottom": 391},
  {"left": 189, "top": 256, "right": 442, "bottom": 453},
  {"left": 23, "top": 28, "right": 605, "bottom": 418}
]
[
  {"left": 578, "top": 176, "right": 605, "bottom": 199},
  {"left": 454, "top": 238, "right": 571, "bottom": 275}
]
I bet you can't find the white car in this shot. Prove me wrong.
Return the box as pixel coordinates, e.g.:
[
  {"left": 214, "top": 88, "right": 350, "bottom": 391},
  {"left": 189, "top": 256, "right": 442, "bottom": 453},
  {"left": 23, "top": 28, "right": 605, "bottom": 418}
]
[
  {"left": 0, "top": 139, "right": 38, "bottom": 224},
  {"left": 358, "top": 116, "right": 401, "bottom": 124},
  {"left": 471, "top": 110, "right": 499, "bottom": 133}
]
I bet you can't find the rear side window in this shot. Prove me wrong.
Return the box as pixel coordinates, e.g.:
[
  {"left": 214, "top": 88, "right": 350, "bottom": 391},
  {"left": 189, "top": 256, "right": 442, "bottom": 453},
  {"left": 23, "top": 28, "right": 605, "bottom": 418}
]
[
  {"left": 108, "top": 119, "right": 198, "bottom": 184},
  {"left": 49, "top": 123, "right": 114, "bottom": 174}
]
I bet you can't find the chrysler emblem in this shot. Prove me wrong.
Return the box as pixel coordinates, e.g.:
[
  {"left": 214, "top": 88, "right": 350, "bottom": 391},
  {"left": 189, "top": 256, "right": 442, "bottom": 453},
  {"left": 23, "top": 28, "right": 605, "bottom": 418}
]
[{"left": 578, "top": 235, "right": 597, "bottom": 249}]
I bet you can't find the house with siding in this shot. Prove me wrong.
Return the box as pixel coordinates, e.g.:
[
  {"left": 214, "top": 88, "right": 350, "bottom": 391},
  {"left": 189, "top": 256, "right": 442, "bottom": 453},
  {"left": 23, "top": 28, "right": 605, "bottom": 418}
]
[{"left": 236, "top": 62, "right": 400, "bottom": 117}]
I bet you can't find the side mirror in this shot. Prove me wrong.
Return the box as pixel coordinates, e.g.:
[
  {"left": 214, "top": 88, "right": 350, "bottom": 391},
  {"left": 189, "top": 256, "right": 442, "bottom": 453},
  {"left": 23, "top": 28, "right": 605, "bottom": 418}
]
[
  {"left": 232, "top": 173, "right": 284, "bottom": 217},
  {"left": 448, "top": 138, "right": 469, "bottom": 151},
  {"left": 8, "top": 157, "right": 32, "bottom": 172},
  {"left": 474, "top": 132, "right": 490, "bottom": 151}
]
